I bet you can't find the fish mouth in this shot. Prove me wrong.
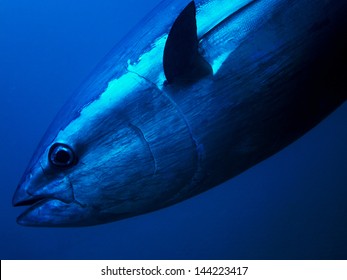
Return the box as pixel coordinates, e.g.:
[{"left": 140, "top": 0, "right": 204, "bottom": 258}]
[
  {"left": 14, "top": 194, "right": 48, "bottom": 224},
  {"left": 13, "top": 195, "right": 89, "bottom": 227},
  {"left": 12, "top": 184, "right": 89, "bottom": 227},
  {"left": 15, "top": 198, "right": 57, "bottom": 225},
  {"left": 13, "top": 189, "right": 63, "bottom": 226},
  {"left": 13, "top": 195, "right": 47, "bottom": 207},
  {"left": 12, "top": 182, "right": 54, "bottom": 208}
]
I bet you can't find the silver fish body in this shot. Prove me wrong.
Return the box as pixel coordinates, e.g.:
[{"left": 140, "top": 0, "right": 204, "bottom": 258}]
[{"left": 13, "top": 0, "right": 347, "bottom": 226}]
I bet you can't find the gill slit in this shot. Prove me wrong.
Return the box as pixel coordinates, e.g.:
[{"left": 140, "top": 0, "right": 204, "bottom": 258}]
[
  {"left": 129, "top": 69, "right": 199, "bottom": 157},
  {"left": 128, "top": 69, "right": 204, "bottom": 189},
  {"left": 128, "top": 123, "right": 158, "bottom": 175},
  {"left": 161, "top": 90, "right": 205, "bottom": 194}
]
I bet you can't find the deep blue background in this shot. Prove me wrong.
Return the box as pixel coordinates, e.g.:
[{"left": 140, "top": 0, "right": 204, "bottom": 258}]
[{"left": 1, "top": 0, "right": 346, "bottom": 259}]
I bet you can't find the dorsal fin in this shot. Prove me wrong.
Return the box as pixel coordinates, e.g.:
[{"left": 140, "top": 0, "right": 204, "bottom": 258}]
[{"left": 163, "top": 1, "right": 212, "bottom": 85}]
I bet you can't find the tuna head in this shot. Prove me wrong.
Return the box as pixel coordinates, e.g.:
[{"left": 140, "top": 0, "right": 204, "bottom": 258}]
[
  {"left": 12, "top": 72, "right": 198, "bottom": 227},
  {"left": 12, "top": 1, "right": 210, "bottom": 227}
]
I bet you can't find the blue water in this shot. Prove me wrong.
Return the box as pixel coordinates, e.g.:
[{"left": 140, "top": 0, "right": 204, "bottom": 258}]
[{"left": 1, "top": 0, "right": 347, "bottom": 259}]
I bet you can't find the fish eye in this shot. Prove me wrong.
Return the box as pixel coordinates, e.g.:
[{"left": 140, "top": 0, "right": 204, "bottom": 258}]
[{"left": 48, "top": 143, "right": 77, "bottom": 168}]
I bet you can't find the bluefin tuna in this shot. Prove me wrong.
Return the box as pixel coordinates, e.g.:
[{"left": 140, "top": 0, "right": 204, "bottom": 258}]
[{"left": 13, "top": 0, "right": 347, "bottom": 226}]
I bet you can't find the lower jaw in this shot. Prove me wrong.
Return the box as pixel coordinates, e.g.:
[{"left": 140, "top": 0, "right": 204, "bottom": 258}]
[{"left": 16, "top": 198, "right": 87, "bottom": 227}]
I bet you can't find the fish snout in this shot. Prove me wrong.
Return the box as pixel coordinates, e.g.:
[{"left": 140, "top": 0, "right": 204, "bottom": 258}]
[{"left": 12, "top": 168, "right": 87, "bottom": 226}]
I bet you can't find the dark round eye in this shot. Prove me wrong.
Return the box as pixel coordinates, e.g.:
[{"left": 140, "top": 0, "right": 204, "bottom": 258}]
[{"left": 48, "top": 143, "right": 77, "bottom": 168}]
